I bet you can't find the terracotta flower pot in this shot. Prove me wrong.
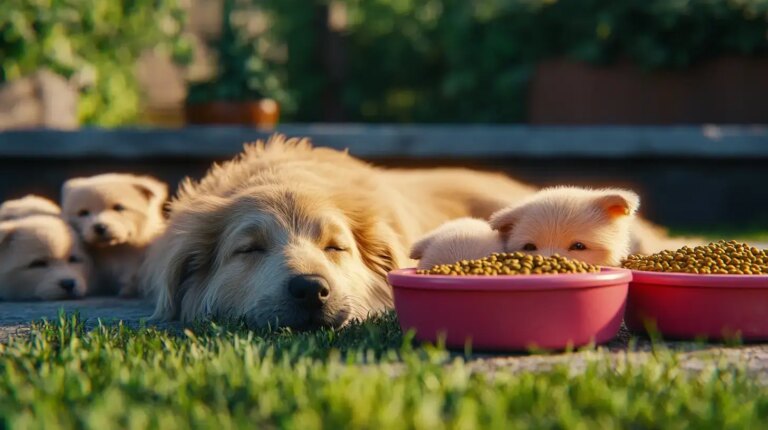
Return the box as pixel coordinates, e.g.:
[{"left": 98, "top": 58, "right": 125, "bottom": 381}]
[{"left": 185, "top": 99, "right": 280, "bottom": 127}]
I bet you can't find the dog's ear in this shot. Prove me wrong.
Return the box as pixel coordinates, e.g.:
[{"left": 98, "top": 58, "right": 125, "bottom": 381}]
[
  {"left": 132, "top": 177, "right": 169, "bottom": 203},
  {"left": 594, "top": 189, "right": 640, "bottom": 219},
  {"left": 144, "top": 195, "right": 227, "bottom": 322},
  {"left": 355, "top": 220, "right": 398, "bottom": 278},
  {"left": 352, "top": 219, "right": 398, "bottom": 307},
  {"left": 489, "top": 206, "right": 522, "bottom": 234}
]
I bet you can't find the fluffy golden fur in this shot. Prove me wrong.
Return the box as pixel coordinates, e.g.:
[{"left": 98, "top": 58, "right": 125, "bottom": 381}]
[
  {"left": 143, "top": 134, "right": 533, "bottom": 329},
  {"left": 0, "top": 195, "right": 61, "bottom": 221},
  {"left": 410, "top": 218, "right": 504, "bottom": 270},
  {"left": 0, "top": 215, "right": 90, "bottom": 300},
  {"left": 61, "top": 173, "right": 167, "bottom": 296}
]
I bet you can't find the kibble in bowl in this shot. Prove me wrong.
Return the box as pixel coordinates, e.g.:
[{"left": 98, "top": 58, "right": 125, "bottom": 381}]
[
  {"left": 417, "top": 252, "right": 600, "bottom": 276},
  {"left": 388, "top": 257, "right": 630, "bottom": 351},
  {"left": 623, "top": 240, "right": 768, "bottom": 341}
]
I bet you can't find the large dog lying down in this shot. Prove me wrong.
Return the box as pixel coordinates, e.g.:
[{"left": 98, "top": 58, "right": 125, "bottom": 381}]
[{"left": 144, "top": 134, "right": 673, "bottom": 329}]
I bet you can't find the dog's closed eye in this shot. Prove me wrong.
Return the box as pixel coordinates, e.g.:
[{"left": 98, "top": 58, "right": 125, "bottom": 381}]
[
  {"left": 77, "top": 209, "right": 90, "bottom": 217},
  {"left": 27, "top": 259, "right": 48, "bottom": 269},
  {"left": 324, "top": 245, "right": 348, "bottom": 252},
  {"left": 113, "top": 204, "right": 126, "bottom": 212},
  {"left": 235, "top": 244, "right": 266, "bottom": 254}
]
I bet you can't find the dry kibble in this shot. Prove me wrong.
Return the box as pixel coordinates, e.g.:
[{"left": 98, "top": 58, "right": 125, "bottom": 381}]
[
  {"left": 622, "top": 240, "right": 768, "bottom": 275},
  {"left": 417, "top": 252, "right": 600, "bottom": 276}
]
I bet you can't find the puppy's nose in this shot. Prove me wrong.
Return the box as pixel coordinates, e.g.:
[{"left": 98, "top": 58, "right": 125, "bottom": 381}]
[
  {"left": 287, "top": 275, "right": 330, "bottom": 309},
  {"left": 58, "top": 279, "right": 76, "bottom": 293},
  {"left": 93, "top": 223, "right": 108, "bottom": 236}
]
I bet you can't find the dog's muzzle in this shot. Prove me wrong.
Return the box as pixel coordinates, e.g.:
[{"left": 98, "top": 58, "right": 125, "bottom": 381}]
[{"left": 287, "top": 275, "right": 330, "bottom": 310}]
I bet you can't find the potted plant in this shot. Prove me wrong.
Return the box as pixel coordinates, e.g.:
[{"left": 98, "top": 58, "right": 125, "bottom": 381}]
[{"left": 185, "top": 0, "right": 279, "bottom": 126}]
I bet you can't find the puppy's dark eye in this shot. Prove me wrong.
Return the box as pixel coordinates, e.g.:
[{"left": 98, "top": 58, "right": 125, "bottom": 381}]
[
  {"left": 522, "top": 243, "right": 537, "bottom": 251},
  {"left": 324, "top": 245, "right": 347, "bottom": 252},
  {"left": 77, "top": 209, "right": 90, "bottom": 217},
  {"left": 235, "top": 244, "right": 265, "bottom": 254},
  {"left": 68, "top": 255, "right": 82, "bottom": 264},
  {"left": 113, "top": 204, "right": 126, "bottom": 212},
  {"left": 28, "top": 259, "right": 48, "bottom": 269},
  {"left": 569, "top": 242, "right": 587, "bottom": 251}
]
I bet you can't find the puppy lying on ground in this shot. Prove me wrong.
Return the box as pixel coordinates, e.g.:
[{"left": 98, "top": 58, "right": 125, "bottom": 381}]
[
  {"left": 143, "top": 134, "right": 534, "bottom": 329},
  {"left": 409, "top": 218, "right": 504, "bottom": 270},
  {"left": 0, "top": 215, "right": 89, "bottom": 300},
  {"left": 0, "top": 195, "right": 61, "bottom": 221},
  {"left": 489, "top": 186, "right": 641, "bottom": 266},
  {"left": 62, "top": 173, "right": 167, "bottom": 297}
]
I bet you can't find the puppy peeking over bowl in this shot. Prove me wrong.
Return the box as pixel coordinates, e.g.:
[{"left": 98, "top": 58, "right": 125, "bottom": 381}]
[
  {"left": 0, "top": 215, "right": 90, "bottom": 301},
  {"left": 489, "top": 186, "right": 640, "bottom": 266},
  {"left": 61, "top": 173, "right": 167, "bottom": 297}
]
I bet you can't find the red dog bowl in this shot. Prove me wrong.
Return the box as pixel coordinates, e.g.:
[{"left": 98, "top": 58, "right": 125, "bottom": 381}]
[
  {"left": 387, "top": 268, "right": 631, "bottom": 351},
  {"left": 626, "top": 271, "right": 768, "bottom": 341}
]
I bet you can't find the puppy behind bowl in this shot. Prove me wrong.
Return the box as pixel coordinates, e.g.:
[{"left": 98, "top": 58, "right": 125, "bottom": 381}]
[
  {"left": 489, "top": 186, "right": 640, "bottom": 266},
  {"left": 61, "top": 173, "right": 168, "bottom": 297},
  {"left": 0, "top": 195, "right": 61, "bottom": 221},
  {"left": 0, "top": 215, "right": 90, "bottom": 301},
  {"left": 410, "top": 218, "right": 505, "bottom": 270}
]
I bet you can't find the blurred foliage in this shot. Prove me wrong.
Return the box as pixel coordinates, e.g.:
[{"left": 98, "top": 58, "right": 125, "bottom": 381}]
[
  {"left": 246, "top": 0, "right": 768, "bottom": 122},
  {"left": 0, "top": 0, "right": 192, "bottom": 126},
  {"left": 187, "top": 0, "right": 300, "bottom": 113}
]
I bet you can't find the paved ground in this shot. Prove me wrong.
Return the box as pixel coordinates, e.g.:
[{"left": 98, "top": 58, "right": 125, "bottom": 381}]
[
  {"left": 0, "top": 298, "right": 180, "bottom": 343},
  {"left": 2, "top": 297, "right": 768, "bottom": 381}
]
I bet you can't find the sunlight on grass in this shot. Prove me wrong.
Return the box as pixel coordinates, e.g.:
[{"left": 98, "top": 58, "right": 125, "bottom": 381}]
[{"left": 0, "top": 312, "right": 767, "bottom": 428}]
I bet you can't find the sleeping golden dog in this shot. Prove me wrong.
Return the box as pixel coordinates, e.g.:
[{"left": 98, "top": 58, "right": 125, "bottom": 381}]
[{"left": 143, "top": 134, "right": 533, "bottom": 329}]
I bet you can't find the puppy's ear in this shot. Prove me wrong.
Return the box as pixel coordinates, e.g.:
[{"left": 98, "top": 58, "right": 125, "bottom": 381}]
[
  {"left": 133, "top": 177, "right": 169, "bottom": 203},
  {"left": 0, "top": 223, "right": 14, "bottom": 247},
  {"left": 594, "top": 190, "right": 640, "bottom": 218},
  {"left": 61, "top": 177, "right": 87, "bottom": 203},
  {"left": 488, "top": 206, "right": 522, "bottom": 234}
]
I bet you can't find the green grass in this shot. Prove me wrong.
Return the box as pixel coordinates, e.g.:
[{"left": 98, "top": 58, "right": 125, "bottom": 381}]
[
  {"left": 669, "top": 228, "right": 768, "bottom": 243},
  {"left": 1, "top": 313, "right": 767, "bottom": 429}
]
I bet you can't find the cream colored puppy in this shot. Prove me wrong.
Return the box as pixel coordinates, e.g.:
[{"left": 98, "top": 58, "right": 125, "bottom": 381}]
[
  {"left": 410, "top": 218, "right": 504, "bottom": 270},
  {"left": 61, "top": 173, "right": 167, "bottom": 296},
  {"left": 0, "top": 195, "right": 61, "bottom": 221},
  {"left": 489, "top": 186, "right": 640, "bottom": 266},
  {"left": 0, "top": 215, "right": 90, "bottom": 300}
]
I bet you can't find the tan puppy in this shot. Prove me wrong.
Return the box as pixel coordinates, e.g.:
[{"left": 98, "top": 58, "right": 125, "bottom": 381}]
[
  {"left": 0, "top": 195, "right": 61, "bottom": 221},
  {"left": 0, "top": 215, "right": 89, "bottom": 300},
  {"left": 410, "top": 218, "right": 504, "bottom": 270},
  {"left": 61, "top": 173, "right": 167, "bottom": 296},
  {"left": 489, "top": 186, "right": 640, "bottom": 266},
  {"left": 143, "top": 134, "right": 534, "bottom": 329}
]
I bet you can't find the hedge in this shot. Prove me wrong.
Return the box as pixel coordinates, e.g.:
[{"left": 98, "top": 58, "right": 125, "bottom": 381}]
[{"left": 252, "top": 0, "right": 768, "bottom": 122}]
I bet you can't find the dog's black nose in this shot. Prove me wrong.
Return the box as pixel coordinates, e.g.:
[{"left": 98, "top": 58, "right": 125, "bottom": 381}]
[
  {"left": 93, "top": 223, "right": 107, "bottom": 236},
  {"left": 59, "top": 279, "right": 76, "bottom": 292},
  {"left": 288, "top": 275, "right": 330, "bottom": 309}
]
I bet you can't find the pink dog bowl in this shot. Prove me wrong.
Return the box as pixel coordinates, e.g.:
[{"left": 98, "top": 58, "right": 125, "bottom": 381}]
[
  {"left": 626, "top": 271, "right": 768, "bottom": 341},
  {"left": 387, "top": 268, "right": 631, "bottom": 351}
]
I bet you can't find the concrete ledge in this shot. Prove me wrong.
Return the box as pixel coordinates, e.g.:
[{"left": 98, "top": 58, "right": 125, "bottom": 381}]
[{"left": 0, "top": 124, "right": 767, "bottom": 159}]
